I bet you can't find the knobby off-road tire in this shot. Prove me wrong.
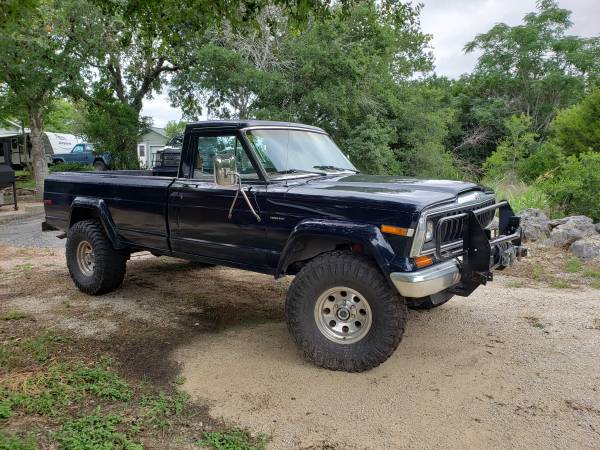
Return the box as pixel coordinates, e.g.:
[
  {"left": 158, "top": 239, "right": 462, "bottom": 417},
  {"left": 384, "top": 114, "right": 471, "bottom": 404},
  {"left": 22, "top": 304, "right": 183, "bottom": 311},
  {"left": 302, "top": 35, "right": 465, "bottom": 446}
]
[
  {"left": 285, "top": 251, "right": 407, "bottom": 372},
  {"left": 66, "top": 220, "right": 127, "bottom": 295}
]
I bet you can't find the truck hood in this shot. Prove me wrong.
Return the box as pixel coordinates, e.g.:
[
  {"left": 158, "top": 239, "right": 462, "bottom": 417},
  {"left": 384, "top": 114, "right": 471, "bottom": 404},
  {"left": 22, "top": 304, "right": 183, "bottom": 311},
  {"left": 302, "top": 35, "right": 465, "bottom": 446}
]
[{"left": 284, "top": 174, "right": 488, "bottom": 212}]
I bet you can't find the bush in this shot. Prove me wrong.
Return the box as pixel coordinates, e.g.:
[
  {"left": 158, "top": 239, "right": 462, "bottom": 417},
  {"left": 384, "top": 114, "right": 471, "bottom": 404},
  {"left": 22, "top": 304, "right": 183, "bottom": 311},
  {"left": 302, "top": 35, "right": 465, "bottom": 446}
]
[
  {"left": 49, "top": 162, "right": 92, "bottom": 173},
  {"left": 482, "top": 115, "right": 537, "bottom": 181},
  {"left": 518, "top": 141, "right": 564, "bottom": 182},
  {"left": 539, "top": 152, "right": 600, "bottom": 221},
  {"left": 489, "top": 177, "right": 551, "bottom": 214}
]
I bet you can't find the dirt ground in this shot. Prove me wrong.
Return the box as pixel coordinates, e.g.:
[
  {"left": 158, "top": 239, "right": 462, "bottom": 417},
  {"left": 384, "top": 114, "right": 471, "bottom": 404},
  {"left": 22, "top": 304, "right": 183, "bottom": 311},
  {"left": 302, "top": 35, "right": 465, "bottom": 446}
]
[{"left": 1, "top": 211, "right": 600, "bottom": 449}]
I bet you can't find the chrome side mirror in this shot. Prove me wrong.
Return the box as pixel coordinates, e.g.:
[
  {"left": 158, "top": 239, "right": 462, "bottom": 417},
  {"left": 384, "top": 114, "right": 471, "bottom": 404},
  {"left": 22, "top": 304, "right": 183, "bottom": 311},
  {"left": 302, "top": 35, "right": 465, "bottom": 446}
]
[
  {"left": 213, "top": 155, "right": 237, "bottom": 186},
  {"left": 213, "top": 154, "right": 261, "bottom": 222}
]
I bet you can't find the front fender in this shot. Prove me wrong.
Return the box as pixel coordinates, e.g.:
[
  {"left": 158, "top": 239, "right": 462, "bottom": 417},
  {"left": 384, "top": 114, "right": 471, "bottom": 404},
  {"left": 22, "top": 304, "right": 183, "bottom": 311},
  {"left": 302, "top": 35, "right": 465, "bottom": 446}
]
[
  {"left": 275, "top": 218, "right": 404, "bottom": 278},
  {"left": 69, "top": 197, "right": 124, "bottom": 249}
]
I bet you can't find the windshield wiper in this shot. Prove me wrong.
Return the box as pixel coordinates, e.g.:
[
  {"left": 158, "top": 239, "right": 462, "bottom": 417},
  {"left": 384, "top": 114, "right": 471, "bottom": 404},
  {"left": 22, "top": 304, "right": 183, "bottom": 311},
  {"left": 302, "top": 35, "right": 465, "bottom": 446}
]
[
  {"left": 313, "top": 165, "right": 358, "bottom": 172},
  {"left": 273, "top": 169, "right": 325, "bottom": 176}
]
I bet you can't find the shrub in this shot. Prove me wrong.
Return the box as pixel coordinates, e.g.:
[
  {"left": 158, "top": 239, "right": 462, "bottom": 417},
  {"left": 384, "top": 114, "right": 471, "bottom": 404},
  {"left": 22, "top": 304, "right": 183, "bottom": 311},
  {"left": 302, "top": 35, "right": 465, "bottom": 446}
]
[
  {"left": 490, "top": 178, "right": 551, "bottom": 214},
  {"left": 49, "top": 162, "right": 92, "bottom": 173},
  {"left": 539, "top": 152, "right": 600, "bottom": 221},
  {"left": 518, "top": 141, "right": 564, "bottom": 182},
  {"left": 482, "top": 115, "right": 537, "bottom": 181}
]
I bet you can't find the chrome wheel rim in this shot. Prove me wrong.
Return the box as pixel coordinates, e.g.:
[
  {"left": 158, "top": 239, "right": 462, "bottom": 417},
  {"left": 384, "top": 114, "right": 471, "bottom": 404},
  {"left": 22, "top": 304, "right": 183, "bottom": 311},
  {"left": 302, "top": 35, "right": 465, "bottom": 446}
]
[
  {"left": 76, "top": 241, "right": 95, "bottom": 276},
  {"left": 314, "top": 287, "right": 372, "bottom": 344}
]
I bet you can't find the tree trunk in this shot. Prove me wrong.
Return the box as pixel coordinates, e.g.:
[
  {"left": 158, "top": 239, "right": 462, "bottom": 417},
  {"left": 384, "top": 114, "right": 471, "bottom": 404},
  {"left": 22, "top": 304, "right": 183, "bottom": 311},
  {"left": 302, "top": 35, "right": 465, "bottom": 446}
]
[{"left": 29, "top": 108, "right": 49, "bottom": 200}]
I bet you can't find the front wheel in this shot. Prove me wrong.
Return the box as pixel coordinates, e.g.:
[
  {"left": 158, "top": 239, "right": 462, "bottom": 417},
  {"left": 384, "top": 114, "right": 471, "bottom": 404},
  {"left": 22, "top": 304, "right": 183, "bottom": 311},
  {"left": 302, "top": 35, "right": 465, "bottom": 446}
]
[
  {"left": 66, "top": 220, "right": 127, "bottom": 295},
  {"left": 285, "top": 251, "right": 407, "bottom": 372},
  {"left": 93, "top": 160, "right": 107, "bottom": 171}
]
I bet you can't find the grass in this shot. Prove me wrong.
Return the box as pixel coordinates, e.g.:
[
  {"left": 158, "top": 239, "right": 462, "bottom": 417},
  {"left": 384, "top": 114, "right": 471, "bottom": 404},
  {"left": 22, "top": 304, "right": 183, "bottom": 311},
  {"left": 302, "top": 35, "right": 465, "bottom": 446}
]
[
  {"left": 53, "top": 411, "right": 141, "bottom": 450},
  {"left": 525, "top": 316, "right": 545, "bottom": 329},
  {"left": 1, "top": 330, "right": 264, "bottom": 449},
  {"left": 0, "top": 431, "right": 38, "bottom": 450},
  {"left": 489, "top": 179, "right": 552, "bottom": 214},
  {"left": 565, "top": 258, "right": 582, "bottom": 273},
  {"left": 591, "top": 281, "right": 600, "bottom": 290},
  {"left": 583, "top": 268, "right": 600, "bottom": 279},
  {"left": 0, "top": 331, "right": 66, "bottom": 369},
  {"left": 506, "top": 280, "right": 525, "bottom": 288},
  {"left": 139, "top": 390, "right": 189, "bottom": 430},
  {"left": 0, "top": 311, "right": 28, "bottom": 321},
  {"left": 2, "top": 358, "right": 132, "bottom": 418},
  {"left": 197, "top": 429, "right": 268, "bottom": 450},
  {"left": 531, "top": 265, "right": 543, "bottom": 280},
  {"left": 550, "top": 279, "right": 572, "bottom": 289}
]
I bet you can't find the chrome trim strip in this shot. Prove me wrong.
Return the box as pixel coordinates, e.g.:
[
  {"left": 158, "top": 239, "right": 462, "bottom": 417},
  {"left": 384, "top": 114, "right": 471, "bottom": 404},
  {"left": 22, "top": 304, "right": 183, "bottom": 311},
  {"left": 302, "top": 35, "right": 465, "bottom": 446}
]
[{"left": 390, "top": 260, "right": 461, "bottom": 298}]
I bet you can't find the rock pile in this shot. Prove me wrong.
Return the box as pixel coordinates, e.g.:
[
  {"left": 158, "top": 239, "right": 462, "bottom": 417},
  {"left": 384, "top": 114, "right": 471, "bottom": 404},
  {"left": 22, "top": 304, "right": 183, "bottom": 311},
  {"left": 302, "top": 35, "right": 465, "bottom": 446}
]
[{"left": 519, "top": 209, "right": 600, "bottom": 260}]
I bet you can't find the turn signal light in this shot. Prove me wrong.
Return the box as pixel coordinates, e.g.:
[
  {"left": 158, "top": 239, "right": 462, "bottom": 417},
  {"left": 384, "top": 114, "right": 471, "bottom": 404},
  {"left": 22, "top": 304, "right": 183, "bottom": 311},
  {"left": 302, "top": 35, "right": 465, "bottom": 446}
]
[
  {"left": 381, "top": 225, "right": 412, "bottom": 236},
  {"left": 413, "top": 255, "right": 433, "bottom": 269}
]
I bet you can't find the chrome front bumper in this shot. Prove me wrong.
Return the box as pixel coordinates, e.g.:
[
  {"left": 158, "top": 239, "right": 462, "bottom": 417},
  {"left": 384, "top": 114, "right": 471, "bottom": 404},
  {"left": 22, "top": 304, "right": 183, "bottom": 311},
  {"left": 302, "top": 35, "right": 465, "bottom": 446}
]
[{"left": 390, "top": 260, "right": 461, "bottom": 298}]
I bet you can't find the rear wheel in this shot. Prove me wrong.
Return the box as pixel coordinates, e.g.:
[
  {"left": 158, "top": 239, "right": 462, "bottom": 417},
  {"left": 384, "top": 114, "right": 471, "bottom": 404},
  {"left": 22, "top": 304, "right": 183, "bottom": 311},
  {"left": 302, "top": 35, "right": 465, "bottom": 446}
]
[
  {"left": 66, "top": 220, "right": 127, "bottom": 295},
  {"left": 285, "top": 251, "right": 407, "bottom": 372}
]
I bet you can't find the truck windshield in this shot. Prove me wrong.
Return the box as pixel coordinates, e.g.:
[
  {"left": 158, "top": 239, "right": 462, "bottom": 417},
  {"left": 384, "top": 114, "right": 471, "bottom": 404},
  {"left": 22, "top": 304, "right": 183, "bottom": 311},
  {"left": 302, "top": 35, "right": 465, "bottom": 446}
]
[{"left": 245, "top": 129, "right": 357, "bottom": 179}]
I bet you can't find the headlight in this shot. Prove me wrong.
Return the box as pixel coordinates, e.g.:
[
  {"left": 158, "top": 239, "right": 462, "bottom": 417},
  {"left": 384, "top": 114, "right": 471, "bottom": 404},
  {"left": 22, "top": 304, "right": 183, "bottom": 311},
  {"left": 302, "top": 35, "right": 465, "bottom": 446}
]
[{"left": 425, "top": 220, "right": 434, "bottom": 242}]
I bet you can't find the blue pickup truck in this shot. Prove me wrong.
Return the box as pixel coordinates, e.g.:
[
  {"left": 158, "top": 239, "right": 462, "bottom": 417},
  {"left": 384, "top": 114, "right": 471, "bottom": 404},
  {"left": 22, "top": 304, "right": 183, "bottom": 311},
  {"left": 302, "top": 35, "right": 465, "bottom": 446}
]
[
  {"left": 43, "top": 120, "right": 526, "bottom": 372},
  {"left": 51, "top": 143, "right": 110, "bottom": 170}
]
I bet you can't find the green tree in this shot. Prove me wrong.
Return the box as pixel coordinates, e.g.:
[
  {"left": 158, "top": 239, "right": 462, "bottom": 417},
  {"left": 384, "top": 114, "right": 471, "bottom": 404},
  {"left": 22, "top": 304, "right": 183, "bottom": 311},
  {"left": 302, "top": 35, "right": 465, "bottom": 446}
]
[
  {"left": 464, "top": 0, "right": 600, "bottom": 135},
  {"left": 551, "top": 89, "right": 600, "bottom": 156},
  {"left": 0, "top": 0, "right": 83, "bottom": 196},
  {"left": 172, "top": 1, "right": 457, "bottom": 178},
  {"left": 164, "top": 120, "right": 187, "bottom": 142},
  {"left": 482, "top": 115, "right": 537, "bottom": 181},
  {"left": 70, "top": 0, "right": 337, "bottom": 168}
]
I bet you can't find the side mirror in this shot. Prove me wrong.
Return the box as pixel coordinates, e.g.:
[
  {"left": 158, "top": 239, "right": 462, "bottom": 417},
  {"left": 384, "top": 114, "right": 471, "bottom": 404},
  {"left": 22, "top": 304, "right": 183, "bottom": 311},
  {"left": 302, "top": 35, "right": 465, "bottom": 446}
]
[{"left": 213, "top": 155, "right": 237, "bottom": 186}]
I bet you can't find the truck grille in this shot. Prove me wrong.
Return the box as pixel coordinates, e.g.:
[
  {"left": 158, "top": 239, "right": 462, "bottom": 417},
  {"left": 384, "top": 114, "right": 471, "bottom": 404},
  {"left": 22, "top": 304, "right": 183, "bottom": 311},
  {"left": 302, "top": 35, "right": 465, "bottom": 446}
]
[{"left": 421, "top": 198, "right": 496, "bottom": 253}]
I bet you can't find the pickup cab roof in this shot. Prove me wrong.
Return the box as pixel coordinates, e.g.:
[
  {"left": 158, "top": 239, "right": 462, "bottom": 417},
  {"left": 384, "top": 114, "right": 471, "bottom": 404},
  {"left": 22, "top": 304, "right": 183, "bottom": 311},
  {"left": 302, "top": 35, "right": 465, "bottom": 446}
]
[{"left": 185, "top": 120, "right": 325, "bottom": 133}]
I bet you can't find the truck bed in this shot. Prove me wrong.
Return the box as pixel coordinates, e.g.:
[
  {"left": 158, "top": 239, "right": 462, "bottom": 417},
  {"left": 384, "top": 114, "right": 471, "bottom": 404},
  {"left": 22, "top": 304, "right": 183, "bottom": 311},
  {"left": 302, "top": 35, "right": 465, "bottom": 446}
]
[{"left": 44, "top": 171, "right": 176, "bottom": 252}]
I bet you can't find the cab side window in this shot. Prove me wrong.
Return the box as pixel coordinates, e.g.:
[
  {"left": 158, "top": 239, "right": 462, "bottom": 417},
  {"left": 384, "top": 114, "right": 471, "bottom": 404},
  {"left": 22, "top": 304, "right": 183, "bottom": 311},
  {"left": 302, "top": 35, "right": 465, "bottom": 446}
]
[
  {"left": 192, "top": 135, "right": 258, "bottom": 180},
  {"left": 72, "top": 144, "right": 84, "bottom": 154}
]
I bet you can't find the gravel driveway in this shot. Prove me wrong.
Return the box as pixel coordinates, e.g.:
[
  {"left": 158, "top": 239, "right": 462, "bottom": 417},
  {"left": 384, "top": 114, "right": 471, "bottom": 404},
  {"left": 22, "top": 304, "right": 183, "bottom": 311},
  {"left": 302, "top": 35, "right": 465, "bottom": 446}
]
[
  {"left": 2, "top": 213, "right": 599, "bottom": 449},
  {"left": 0, "top": 211, "right": 63, "bottom": 248}
]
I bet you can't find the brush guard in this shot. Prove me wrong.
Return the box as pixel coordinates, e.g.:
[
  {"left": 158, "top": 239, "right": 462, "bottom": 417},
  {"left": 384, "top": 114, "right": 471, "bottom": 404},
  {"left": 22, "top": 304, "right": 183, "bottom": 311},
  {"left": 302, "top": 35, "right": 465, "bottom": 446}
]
[{"left": 434, "top": 201, "right": 527, "bottom": 297}]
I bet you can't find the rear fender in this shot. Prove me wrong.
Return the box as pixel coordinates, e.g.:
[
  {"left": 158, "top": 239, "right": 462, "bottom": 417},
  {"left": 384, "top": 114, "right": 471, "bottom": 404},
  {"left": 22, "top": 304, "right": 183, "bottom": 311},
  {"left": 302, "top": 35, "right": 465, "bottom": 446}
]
[
  {"left": 275, "top": 219, "right": 396, "bottom": 278},
  {"left": 69, "top": 197, "right": 124, "bottom": 249}
]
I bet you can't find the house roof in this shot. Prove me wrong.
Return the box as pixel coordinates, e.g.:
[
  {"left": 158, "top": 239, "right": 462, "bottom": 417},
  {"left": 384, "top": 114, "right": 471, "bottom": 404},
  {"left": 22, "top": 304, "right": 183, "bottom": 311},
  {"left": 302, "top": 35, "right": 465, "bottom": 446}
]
[{"left": 148, "top": 126, "right": 166, "bottom": 137}]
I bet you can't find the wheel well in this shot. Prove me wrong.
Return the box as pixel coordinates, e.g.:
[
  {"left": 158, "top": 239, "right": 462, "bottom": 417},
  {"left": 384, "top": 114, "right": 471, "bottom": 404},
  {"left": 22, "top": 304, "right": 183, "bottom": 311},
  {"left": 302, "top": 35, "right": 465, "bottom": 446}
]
[
  {"left": 69, "top": 207, "right": 100, "bottom": 228},
  {"left": 282, "top": 236, "right": 372, "bottom": 276}
]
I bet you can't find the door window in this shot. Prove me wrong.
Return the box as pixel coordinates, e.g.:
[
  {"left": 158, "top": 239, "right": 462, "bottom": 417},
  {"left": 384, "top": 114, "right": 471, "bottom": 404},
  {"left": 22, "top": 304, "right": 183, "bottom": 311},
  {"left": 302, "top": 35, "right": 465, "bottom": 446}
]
[
  {"left": 192, "top": 135, "right": 258, "bottom": 180},
  {"left": 72, "top": 144, "right": 84, "bottom": 154}
]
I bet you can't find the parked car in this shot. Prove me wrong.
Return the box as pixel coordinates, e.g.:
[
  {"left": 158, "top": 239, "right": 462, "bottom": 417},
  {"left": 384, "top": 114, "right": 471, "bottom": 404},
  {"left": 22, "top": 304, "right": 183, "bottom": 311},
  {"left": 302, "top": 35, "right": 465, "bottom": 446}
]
[
  {"left": 43, "top": 120, "right": 526, "bottom": 372},
  {"left": 52, "top": 143, "right": 110, "bottom": 171}
]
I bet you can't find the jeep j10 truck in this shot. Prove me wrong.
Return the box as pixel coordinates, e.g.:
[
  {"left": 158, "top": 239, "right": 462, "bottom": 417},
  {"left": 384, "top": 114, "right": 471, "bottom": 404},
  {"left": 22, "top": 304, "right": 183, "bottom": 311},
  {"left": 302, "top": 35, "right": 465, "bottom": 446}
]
[{"left": 43, "top": 120, "right": 527, "bottom": 372}]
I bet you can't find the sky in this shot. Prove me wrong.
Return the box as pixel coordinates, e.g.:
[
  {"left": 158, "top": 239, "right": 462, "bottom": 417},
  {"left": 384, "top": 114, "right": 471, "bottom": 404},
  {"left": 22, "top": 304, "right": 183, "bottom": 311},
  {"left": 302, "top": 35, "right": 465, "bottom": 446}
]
[{"left": 141, "top": 0, "right": 599, "bottom": 127}]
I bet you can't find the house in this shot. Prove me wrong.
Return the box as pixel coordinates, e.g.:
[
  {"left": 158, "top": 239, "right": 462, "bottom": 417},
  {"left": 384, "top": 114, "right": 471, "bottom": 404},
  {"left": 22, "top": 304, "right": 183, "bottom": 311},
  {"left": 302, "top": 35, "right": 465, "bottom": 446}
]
[{"left": 137, "top": 126, "right": 168, "bottom": 169}]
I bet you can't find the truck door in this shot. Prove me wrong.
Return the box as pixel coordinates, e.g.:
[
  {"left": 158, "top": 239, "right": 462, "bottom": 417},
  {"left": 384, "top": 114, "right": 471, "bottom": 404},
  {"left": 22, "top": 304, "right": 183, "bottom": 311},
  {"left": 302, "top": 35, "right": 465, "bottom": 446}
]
[{"left": 168, "top": 131, "right": 270, "bottom": 269}]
